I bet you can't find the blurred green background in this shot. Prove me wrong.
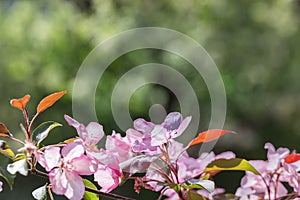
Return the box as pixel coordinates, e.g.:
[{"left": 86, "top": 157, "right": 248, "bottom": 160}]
[{"left": 0, "top": 0, "right": 300, "bottom": 199}]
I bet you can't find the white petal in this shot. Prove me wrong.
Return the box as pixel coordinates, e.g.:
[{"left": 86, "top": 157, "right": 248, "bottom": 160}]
[
  {"left": 7, "top": 159, "right": 28, "bottom": 176},
  {"left": 32, "top": 184, "right": 47, "bottom": 200}
]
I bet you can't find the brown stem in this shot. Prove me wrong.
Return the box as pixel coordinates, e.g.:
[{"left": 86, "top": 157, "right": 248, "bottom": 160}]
[
  {"left": 6, "top": 135, "right": 25, "bottom": 145},
  {"left": 85, "top": 187, "right": 135, "bottom": 200},
  {"left": 28, "top": 112, "right": 39, "bottom": 135},
  {"left": 30, "top": 168, "right": 49, "bottom": 179},
  {"left": 23, "top": 109, "right": 30, "bottom": 140}
]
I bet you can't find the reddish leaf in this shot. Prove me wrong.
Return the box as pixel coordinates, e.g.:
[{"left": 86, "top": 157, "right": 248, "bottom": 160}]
[
  {"left": 37, "top": 91, "right": 67, "bottom": 113},
  {"left": 188, "top": 129, "right": 235, "bottom": 147},
  {"left": 285, "top": 154, "right": 300, "bottom": 164},
  {"left": 10, "top": 94, "right": 30, "bottom": 111},
  {"left": 0, "top": 123, "right": 12, "bottom": 138}
]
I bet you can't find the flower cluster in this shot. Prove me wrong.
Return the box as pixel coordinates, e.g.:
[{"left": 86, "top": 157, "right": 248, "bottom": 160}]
[
  {"left": 0, "top": 91, "right": 299, "bottom": 200},
  {"left": 236, "top": 143, "right": 300, "bottom": 200}
]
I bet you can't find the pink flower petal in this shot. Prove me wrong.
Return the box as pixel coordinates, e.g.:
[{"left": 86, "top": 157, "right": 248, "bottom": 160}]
[
  {"left": 49, "top": 168, "right": 67, "bottom": 195},
  {"left": 215, "top": 151, "right": 236, "bottom": 160},
  {"left": 105, "top": 133, "right": 132, "bottom": 162},
  {"left": 133, "top": 118, "right": 155, "bottom": 134},
  {"left": 126, "top": 129, "right": 143, "bottom": 144},
  {"left": 64, "top": 115, "right": 80, "bottom": 129},
  {"left": 174, "top": 116, "right": 191, "bottom": 138},
  {"left": 85, "top": 122, "right": 104, "bottom": 146},
  {"left": 64, "top": 171, "right": 85, "bottom": 200},
  {"left": 162, "top": 112, "right": 183, "bottom": 131},
  {"left": 120, "top": 154, "right": 159, "bottom": 174},
  {"left": 89, "top": 149, "right": 120, "bottom": 171},
  {"left": 43, "top": 147, "right": 61, "bottom": 171},
  {"left": 61, "top": 142, "right": 84, "bottom": 161},
  {"left": 94, "top": 165, "right": 120, "bottom": 192},
  {"left": 150, "top": 125, "right": 168, "bottom": 146},
  {"left": 71, "top": 156, "right": 98, "bottom": 175}
]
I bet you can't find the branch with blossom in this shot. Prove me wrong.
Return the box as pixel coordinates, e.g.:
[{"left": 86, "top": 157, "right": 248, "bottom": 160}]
[{"left": 0, "top": 91, "right": 299, "bottom": 200}]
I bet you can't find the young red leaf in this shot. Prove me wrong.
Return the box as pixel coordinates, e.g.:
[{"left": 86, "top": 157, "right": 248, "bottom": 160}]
[
  {"left": 188, "top": 129, "right": 235, "bottom": 147},
  {"left": 37, "top": 91, "right": 67, "bottom": 113},
  {"left": 0, "top": 123, "right": 12, "bottom": 138},
  {"left": 10, "top": 94, "right": 30, "bottom": 111},
  {"left": 284, "top": 154, "right": 300, "bottom": 164}
]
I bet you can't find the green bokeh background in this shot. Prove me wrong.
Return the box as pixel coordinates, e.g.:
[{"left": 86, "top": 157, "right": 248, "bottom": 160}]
[{"left": 0, "top": 0, "right": 300, "bottom": 199}]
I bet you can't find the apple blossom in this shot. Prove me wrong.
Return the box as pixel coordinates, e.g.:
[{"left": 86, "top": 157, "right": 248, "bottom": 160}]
[
  {"left": 88, "top": 148, "right": 122, "bottom": 192},
  {"left": 38, "top": 142, "right": 98, "bottom": 200},
  {"left": 64, "top": 114, "right": 104, "bottom": 153},
  {"left": 131, "top": 112, "right": 191, "bottom": 153},
  {"left": 236, "top": 143, "right": 300, "bottom": 200}
]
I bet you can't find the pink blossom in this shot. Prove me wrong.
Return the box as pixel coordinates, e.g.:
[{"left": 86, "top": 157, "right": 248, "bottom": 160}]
[
  {"left": 131, "top": 112, "right": 191, "bottom": 153},
  {"left": 64, "top": 115, "right": 104, "bottom": 152},
  {"left": 88, "top": 149, "right": 122, "bottom": 192},
  {"left": 0, "top": 181, "right": 2, "bottom": 192},
  {"left": 105, "top": 130, "right": 142, "bottom": 163},
  {"left": 235, "top": 143, "right": 293, "bottom": 199},
  {"left": 143, "top": 140, "right": 234, "bottom": 199},
  {"left": 178, "top": 151, "right": 235, "bottom": 182},
  {"left": 38, "top": 142, "right": 97, "bottom": 200}
]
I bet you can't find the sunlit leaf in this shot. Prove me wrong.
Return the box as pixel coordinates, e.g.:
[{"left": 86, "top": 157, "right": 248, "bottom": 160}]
[
  {"left": 183, "top": 179, "right": 214, "bottom": 193},
  {"left": 0, "top": 140, "right": 15, "bottom": 158},
  {"left": 32, "top": 184, "right": 48, "bottom": 200},
  {"left": 83, "top": 179, "right": 99, "bottom": 200},
  {"left": 0, "top": 153, "right": 16, "bottom": 190},
  {"left": 164, "top": 183, "right": 181, "bottom": 193},
  {"left": 187, "top": 190, "right": 207, "bottom": 200},
  {"left": 13, "top": 153, "right": 26, "bottom": 162},
  {"left": 32, "top": 121, "right": 62, "bottom": 147},
  {"left": 37, "top": 91, "right": 67, "bottom": 113},
  {"left": 0, "top": 123, "right": 12, "bottom": 138},
  {"left": 285, "top": 153, "right": 300, "bottom": 164},
  {"left": 205, "top": 158, "right": 260, "bottom": 175},
  {"left": 0, "top": 149, "right": 15, "bottom": 159},
  {"left": 188, "top": 129, "right": 235, "bottom": 147},
  {"left": 10, "top": 94, "right": 30, "bottom": 111}
]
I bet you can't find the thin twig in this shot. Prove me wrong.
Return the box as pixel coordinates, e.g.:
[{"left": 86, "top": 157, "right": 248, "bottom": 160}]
[
  {"left": 85, "top": 187, "right": 135, "bottom": 200},
  {"left": 28, "top": 112, "right": 39, "bottom": 134},
  {"left": 7, "top": 135, "right": 25, "bottom": 145},
  {"left": 47, "top": 185, "right": 54, "bottom": 200},
  {"left": 30, "top": 168, "right": 49, "bottom": 179}
]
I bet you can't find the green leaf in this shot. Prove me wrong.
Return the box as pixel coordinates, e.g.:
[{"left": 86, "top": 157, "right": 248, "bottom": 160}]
[
  {"left": 205, "top": 158, "right": 260, "bottom": 175},
  {"left": 13, "top": 153, "right": 26, "bottom": 162},
  {"left": 83, "top": 179, "right": 99, "bottom": 200},
  {"left": 182, "top": 183, "right": 205, "bottom": 190},
  {"left": 187, "top": 190, "right": 207, "bottom": 200},
  {"left": 183, "top": 179, "right": 214, "bottom": 193},
  {"left": 32, "top": 121, "right": 62, "bottom": 147},
  {"left": 164, "top": 183, "right": 181, "bottom": 193},
  {"left": 0, "top": 153, "right": 16, "bottom": 190}
]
